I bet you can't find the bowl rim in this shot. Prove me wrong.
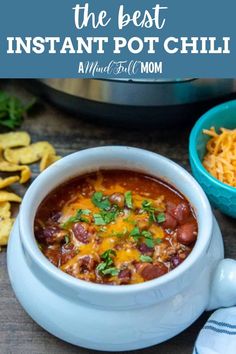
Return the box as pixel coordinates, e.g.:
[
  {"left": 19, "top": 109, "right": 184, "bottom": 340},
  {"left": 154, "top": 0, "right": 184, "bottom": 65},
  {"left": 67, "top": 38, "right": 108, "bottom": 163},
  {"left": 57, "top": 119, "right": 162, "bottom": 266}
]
[
  {"left": 19, "top": 146, "right": 213, "bottom": 295},
  {"left": 189, "top": 99, "right": 236, "bottom": 194}
]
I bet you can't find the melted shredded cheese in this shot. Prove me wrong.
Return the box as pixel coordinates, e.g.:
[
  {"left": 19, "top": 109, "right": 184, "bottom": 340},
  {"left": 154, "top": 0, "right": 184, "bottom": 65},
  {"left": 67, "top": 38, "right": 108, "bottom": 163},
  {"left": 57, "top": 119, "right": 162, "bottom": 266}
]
[{"left": 115, "top": 248, "right": 141, "bottom": 267}]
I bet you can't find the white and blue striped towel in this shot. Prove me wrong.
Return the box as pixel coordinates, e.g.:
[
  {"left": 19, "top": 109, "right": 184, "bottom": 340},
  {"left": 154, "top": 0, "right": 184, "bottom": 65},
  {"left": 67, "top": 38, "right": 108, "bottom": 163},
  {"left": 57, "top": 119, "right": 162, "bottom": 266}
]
[{"left": 193, "top": 307, "right": 236, "bottom": 354}]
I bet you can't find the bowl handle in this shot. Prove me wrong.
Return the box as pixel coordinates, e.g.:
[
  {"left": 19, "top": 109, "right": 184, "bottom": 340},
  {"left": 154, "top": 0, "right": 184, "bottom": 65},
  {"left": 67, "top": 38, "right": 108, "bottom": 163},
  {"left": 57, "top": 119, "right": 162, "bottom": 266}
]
[{"left": 207, "top": 258, "right": 236, "bottom": 310}]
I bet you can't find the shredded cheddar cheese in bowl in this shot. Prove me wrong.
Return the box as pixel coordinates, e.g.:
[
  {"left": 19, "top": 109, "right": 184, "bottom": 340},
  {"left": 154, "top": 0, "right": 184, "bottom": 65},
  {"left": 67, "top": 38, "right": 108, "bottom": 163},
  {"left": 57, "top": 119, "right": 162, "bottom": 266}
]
[{"left": 203, "top": 127, "right": 236, "bottom": 187}]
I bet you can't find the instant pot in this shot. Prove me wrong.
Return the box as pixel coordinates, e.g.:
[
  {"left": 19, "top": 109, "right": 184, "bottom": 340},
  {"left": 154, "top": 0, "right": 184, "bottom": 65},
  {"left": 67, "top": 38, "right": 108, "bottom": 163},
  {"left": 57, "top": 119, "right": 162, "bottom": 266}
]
[{"left": 30, "top": 79, "right": 236, "bottom": 125}]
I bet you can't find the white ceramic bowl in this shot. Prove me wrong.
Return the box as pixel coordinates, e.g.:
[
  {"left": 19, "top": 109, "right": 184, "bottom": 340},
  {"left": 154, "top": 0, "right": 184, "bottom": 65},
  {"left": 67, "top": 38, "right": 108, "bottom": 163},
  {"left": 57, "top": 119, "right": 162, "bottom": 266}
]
[{"left": 7, "top": 146, "right": 236, "bottom": 351}]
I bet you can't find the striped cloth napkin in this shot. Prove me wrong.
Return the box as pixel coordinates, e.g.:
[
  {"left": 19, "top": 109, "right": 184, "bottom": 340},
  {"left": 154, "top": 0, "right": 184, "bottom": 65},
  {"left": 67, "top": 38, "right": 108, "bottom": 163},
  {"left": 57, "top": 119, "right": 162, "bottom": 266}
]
[{"left": 193, "top": 307, "right": 236, "bottom": 354}]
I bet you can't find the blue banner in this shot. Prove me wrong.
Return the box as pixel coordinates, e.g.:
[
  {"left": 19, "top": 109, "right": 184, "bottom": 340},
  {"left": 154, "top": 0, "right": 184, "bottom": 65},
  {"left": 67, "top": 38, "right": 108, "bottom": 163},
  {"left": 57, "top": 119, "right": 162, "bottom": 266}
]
[{"left": 0, "top": 0, "right": 235, "bottom": 78}]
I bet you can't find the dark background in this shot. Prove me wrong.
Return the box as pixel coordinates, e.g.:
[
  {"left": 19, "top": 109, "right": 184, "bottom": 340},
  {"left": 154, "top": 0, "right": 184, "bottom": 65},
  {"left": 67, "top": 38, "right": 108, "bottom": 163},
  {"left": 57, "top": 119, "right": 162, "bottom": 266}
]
[{"left": 0, "top": 80, "right": 235, "bottom": 354}]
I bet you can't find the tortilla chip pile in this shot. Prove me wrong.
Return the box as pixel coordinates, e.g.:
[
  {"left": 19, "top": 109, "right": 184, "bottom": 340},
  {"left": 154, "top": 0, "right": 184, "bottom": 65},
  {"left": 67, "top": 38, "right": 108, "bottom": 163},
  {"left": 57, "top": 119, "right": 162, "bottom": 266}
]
[{"left": 0, "top": 131, "right": 61, "bottom": 250}]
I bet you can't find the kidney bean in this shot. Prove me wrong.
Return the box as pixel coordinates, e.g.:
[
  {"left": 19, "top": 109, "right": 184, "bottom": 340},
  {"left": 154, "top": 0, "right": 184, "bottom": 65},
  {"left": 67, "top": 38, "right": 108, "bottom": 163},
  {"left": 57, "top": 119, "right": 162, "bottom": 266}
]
[
  {"left": 134, "top": 262, "right": 144, "bottom": 272},
  {"left": 72, "top": 223, "right": 89, "bottom": 243},
  {"left": 43, "top": 226, "right": 59, "bottom": 238},
  {"left": 166, "top": 201, "right": 177, "bottom": 214},
  {"left": 137, "top": 262, "right": 168, "bottom": 281},
  {"left": 177, "top": 223, "right": 197, "bottom": 245},
  {"left": 162, "top": 202, "right": 191, "bottom": 229},
  {"left": 50, "top": 211, "right": 62, "bottom": 222},
  {"left": 118, "top": 268, "right": 132, "bottom": 284},
  {"left": 138, "top": 242, "right": 154, "bottom": 255},
  {"left": 61, "top": 251, "right": 77, "bottom": 265},
  {"left": 170, "top": 255, "right": 183, "bottom": 268},
  {"left": 61, "top": 242, "right": 76, "bottom": 263},
  {"left": 173, "top": 202, "right": 190, "bottom": 223},
  {"left": 162, "top": 212, "right": 177, "bottom": 230},
  {"left": 109, "top": 193, "right": 125, "bottom": 208},
  {"left": 36, "top": 226, "right": 62, "bottom": 245},
  {"left": 44, "top": 248, "right": 61, "bottom": 266},
  {"left": 79, "top": 256, "right": 97, "bottom": 273}
]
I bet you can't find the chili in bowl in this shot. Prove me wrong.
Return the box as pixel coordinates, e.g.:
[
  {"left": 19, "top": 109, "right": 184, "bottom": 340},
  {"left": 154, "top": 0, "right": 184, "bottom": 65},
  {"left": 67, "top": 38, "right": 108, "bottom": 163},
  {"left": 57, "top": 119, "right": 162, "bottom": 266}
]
[
  {"left": 34, "top": 170, "right": 198, "bottom": 285},
  {"left": 7, "top": 146, "right": 236, "bottom": 351}
]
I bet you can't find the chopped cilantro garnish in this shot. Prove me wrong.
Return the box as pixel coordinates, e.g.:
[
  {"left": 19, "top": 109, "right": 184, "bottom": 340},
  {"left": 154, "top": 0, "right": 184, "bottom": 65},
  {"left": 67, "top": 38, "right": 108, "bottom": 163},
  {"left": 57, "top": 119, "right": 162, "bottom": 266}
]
[
  {"left": 92, "top": 192, "right": 111, "bottom": 210},
  {"left": 112, "top": 228, "right": 128, "bottom": 237},
  {"left": 93, "top": 206, "right": 118, "bottom": 226},
  {"left": 145, "top": 237, "right": 155, "bottom": 248},
  {"left": 124, "top": 191, "right": 133, "bottom": 209},
  {"left": 130, "top": 226, "right": 142, "bottom": 242},
  {"left": 99, "top": 226, "right": 107, "bottom": 232},
  {"left": 145, "top": 236, "right": 163, "bottom": 247},
  {"left": 63, "top": 216, "right": 77, "bottom": 225},
  {"left": 130, "top": 227, "right": 158, "bottom": 248},
  {"left": 91, "top": 192, "right": 118, "bottom": 226},
  {"left": 142, "top": 200, "right": 157, "bottom": 223},
  {"left": 96, "top": 262, "right": 107, "bottom": 272},
  {"left": 130, "top": 226, "right": 140, "bottom": 236},
  {"left": 62, "top": 209, "right": 91, "bottom": 228},
  {"left": 101, "top": 249, "right": 116, "bottom": 260},
  {"left": 123, "top": 216, "right": 136, "bottom": 225},
  {"left": 142, "top": 200, "right": 165, "bottom": 224},
  {"left": 140, "top": 255, "right": 153, "bottom": 263},
  {"left": 96, "top": 249, "right": 118, "bottom": 276},
  {"left": 102, "top": 267, "right": 119, "bottom": 276},
  {"left": 157, "top": 212, "right": 166, "bottom": 223},
  {"left": 81, "top": 209, "right": 91, "bottom": 215},
  {"left": 142, "top": 230, "right": 155, "bottom": 247},
  {"left": 142, "top": 200, "right": 152, "bottom": 208},
  {"left": 94, "top": 213, "right": 106, "bottom": 225},
  {"left": 103, "top": 208, "right": 118, "bottom": 223},
  {"left": 141, "top": 230, "right": 152, "bottom": 238},
  {"left": 64, "top": 235, "right": 70, "bottom": 244}
]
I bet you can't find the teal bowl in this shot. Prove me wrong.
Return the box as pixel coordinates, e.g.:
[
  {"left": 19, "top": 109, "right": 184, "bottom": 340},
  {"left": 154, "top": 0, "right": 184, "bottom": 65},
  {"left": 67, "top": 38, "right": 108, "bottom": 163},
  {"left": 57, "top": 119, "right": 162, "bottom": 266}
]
[{"left": 189, "top": 100, "right": 236, "bottom": 218}]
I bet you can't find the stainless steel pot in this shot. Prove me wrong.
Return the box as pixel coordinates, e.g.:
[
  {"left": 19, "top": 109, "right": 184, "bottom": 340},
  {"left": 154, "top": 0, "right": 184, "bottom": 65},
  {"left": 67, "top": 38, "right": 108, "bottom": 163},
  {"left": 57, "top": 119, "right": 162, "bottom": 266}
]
[{"left": 30, "top": 79, "right": 236, "bottom": 125}]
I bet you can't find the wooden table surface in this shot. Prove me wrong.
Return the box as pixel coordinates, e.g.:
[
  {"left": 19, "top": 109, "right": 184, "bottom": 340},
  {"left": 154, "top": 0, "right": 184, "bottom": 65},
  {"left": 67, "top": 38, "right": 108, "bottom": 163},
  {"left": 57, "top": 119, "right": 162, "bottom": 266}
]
[{"left": 0, "top": 80, "right": 235, "bottom": 354}]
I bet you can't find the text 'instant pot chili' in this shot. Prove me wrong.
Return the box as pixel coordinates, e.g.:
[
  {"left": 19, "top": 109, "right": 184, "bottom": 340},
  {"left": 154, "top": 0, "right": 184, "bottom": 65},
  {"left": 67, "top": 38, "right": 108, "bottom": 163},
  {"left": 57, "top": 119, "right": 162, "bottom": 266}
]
[{"left": 34, "top": 170, "right": 198, "bottom": 285}]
